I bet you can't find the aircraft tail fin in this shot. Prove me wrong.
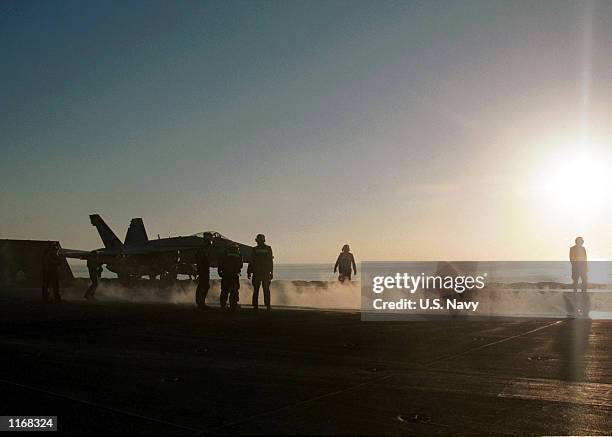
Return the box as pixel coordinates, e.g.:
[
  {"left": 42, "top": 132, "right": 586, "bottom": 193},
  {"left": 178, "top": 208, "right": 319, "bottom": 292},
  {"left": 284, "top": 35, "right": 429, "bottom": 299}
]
[
  {"left": 89, "top": 214, "right": 123, "bottom": 250},
  {"left": 124, "top": 218, "right": 148, "bottom": 246}
]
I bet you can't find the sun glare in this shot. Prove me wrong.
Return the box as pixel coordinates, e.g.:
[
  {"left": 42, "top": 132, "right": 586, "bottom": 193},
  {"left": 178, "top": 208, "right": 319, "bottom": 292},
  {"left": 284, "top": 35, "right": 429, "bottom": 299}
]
[{"left": 533, "top": 143, "right": 611, "bottom": 214}]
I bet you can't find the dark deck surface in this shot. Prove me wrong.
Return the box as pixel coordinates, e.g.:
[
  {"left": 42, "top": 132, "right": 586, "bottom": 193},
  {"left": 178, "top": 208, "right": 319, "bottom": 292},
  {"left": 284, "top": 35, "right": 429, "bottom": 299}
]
[{"left": 1, "top": 293, "right": 610, "bottom": 435}]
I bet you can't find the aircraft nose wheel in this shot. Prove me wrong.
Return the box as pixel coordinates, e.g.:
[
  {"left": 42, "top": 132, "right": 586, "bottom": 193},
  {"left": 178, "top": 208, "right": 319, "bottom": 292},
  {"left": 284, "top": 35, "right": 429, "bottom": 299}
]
[{"left": 160, "top": 270, "right": 178, "bottom": 287}]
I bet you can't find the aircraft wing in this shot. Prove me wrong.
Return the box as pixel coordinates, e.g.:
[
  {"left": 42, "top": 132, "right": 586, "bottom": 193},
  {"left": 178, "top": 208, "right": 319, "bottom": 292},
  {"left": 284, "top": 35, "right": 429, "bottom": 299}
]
[
  {"left": 120, "top": 235, "right": 253, "bottom": 265},
  {"left": 59, "top": 248, "right": 94, "bottom": 260},
  {"left": 122, "top": 246, "right": 183, "bottom": 255},
  {"left": 126, "top": 234, "right": 247, "bottom": 254}
]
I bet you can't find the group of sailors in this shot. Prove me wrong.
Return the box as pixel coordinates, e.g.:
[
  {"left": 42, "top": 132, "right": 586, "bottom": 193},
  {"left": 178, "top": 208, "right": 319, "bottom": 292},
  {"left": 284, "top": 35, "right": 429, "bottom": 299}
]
[
  {"left": 195, "top": 233, "right": 275, "bottom": 311},
  {"left": 195, "top": 235, "right": 357, "bottom": 311},
  {"left": 41, "top": 244, "right": 101, "bottom": 303},
  {"left": 40, "top": 235, "right": 590, "bottom": 313},
  {"left": 41, "top": 233, "right": 359, "bottom": 310}
]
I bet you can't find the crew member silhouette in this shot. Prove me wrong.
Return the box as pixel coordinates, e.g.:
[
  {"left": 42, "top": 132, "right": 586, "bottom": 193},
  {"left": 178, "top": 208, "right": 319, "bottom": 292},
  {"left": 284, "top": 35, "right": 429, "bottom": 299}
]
[
  {"left": 247, "top": 234, "right": 274, "bottom": 311},
  {"left": 334, "top": 244, "right": 357, "bottom": 282},
  {"left": 570, "top": 237, "right": 588, "bottom": 292},
  {"left": 195, "top": 232, "right": 213, "bottom": 309},
  {"left": 42, "top": 242, "right": 62, "bottom": 302},
  {"left": 218, "top": 243, "right": 243, "bottom": 311},
  {"left": 84, "top": 253, "right": 102, "bottom": 301},
  {"left": 568, "top": 236, "right": 589, "bottom": 317}
]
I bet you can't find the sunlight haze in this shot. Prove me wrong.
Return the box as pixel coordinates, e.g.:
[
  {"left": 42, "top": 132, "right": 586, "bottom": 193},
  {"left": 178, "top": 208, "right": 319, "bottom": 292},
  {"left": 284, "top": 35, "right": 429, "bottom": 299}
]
[{"left": 2, "top": 0, "right": 611, "bottom": 262}]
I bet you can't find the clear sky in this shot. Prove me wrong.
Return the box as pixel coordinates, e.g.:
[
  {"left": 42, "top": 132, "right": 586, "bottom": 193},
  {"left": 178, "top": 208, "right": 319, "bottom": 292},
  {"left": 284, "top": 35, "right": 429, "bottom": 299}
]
[{"left": 1, "top": 0, "right": 611, "bottom": 262}]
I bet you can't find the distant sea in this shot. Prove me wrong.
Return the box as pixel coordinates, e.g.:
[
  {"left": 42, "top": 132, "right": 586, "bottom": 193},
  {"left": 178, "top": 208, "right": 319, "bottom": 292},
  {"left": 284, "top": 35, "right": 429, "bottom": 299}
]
[
  {"left": 69, "top": 262, "right": 342, "bottom": 281},
  {"left": 68, "top": 261, "right": 612, "bottom": 284}
]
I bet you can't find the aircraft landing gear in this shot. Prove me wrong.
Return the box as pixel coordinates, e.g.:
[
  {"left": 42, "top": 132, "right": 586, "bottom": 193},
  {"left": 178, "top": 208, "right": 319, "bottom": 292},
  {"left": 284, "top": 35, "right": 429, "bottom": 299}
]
[
  {"left": 160, "top": 270, "right": 178, "bottom": 287},
  {"left": 118, "top": 274, "right": 138, "bottom": 287}
]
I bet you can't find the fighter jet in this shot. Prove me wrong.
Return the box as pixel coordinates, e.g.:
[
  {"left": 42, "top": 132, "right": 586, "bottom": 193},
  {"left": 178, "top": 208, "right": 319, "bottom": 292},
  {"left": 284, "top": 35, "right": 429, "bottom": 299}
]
[{"left": 62, "top": 214, "right": 253, "bottom": 284}]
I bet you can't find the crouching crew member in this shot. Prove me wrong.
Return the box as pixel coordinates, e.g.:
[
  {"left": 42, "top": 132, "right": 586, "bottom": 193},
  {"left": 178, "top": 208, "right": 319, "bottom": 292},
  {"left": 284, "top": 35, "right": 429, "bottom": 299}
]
[
  {"left": 195, "top": 232, "right": 213, "bottom": 309},
  {"left": 248, "top": 234, "right": 274, "bottom": 311},
  {"left": 218, "top": 243, "right": 243, "bottom": 311}
]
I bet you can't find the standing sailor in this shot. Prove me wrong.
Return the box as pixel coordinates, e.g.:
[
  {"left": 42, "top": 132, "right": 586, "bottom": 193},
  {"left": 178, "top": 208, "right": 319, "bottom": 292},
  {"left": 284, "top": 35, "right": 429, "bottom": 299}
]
[
  {"left": 570, "top": 237, "right": 588, "bottom": 292},
  {"left": 42, "top": 242, "right": 62, "bottom": 303},
  {"left": 334, "top": 244, "right": 357, "bottom": 282},
  {"left": 84, "top": 253, "right": 102, "bottom": 301},
  {"left": 569, "top": 236, "right": 589, "bottom": 316},
  {"left": 247, "top": 234, "right": 274, "bottom": 311},
  {"left": 195, "top": 232, "right": 213, "bottom": 310},
  {"left": 218, "top": 243, "right": 243, "bottom": 311}
]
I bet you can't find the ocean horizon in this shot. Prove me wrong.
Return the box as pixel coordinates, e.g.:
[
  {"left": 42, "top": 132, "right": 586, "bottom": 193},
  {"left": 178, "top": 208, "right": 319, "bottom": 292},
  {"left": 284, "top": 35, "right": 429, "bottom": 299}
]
[
  {"left": 68, "top": 261, "right": 612, "bottom": 285},
  {"left": 69, "top": 262, "right": 342, "bottom": 281}
]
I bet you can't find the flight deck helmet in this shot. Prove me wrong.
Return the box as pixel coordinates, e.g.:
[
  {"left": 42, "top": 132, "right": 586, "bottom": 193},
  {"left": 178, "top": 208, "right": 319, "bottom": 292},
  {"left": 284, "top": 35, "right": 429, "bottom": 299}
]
[{"left": 202, "top": 232, "right": 213, "bottom": 244}]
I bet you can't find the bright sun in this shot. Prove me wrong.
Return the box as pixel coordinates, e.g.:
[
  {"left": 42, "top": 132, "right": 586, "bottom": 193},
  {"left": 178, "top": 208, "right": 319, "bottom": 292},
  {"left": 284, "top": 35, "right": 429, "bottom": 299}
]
[{"left": 533, "top": 143, "right": 611, "bottom": 214}]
